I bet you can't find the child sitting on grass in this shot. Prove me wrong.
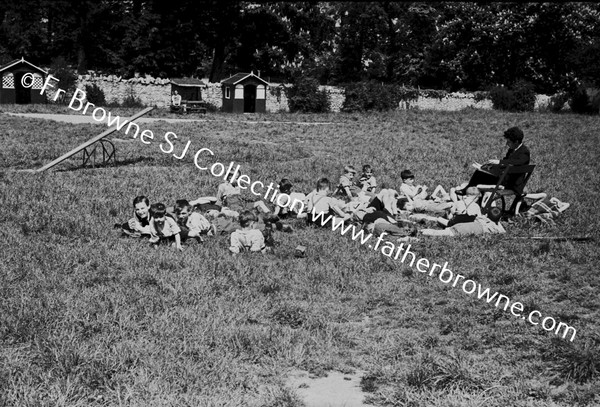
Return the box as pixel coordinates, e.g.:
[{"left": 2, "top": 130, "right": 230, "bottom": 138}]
[
  {"left": 335, "top": 165, "right": 361, "bottom": 200},
  {"left": 229, "top": 211, "right": 266, "bottom": 254},
  {"left": 369, "top": 185, "right": 402, "bottom": 217},
  {"left": 357, "top": 164, "right": 377, "bottom": 196},
  {"left": 306, "top": 177, "right": 351, "bottom": 227},
  {"left": 173, "top": 199, "right": 215, "bottom": 243},
  {"left": 272, "top": 178, "right": 306, "bottom": 219},
  {"left": 399, "top": 169, "right": 451, "bottom": 202},
  {"left": 119, "top": 195, "right": 152, "bottom": 238},
  {"left": 216, "top": 173, "right": 244, "bottom": 216},
  {"left": 399, "top": 170, "right": 428, "bottom": 200},
  {"left": 149, "top": 203, "right": 183, "bottom": 251}
]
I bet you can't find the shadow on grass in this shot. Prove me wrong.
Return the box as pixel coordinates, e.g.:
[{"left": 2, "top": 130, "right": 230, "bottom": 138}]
[{"left": 55, "top": 156, "right": 159, "bottom": 172}]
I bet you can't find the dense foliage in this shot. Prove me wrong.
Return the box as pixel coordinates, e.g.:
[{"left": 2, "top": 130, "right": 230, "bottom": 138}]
[
  {"left": 1, "top": 2, "right": 600, "bottom": 94},
  {"left": 285, "top": 76, "right": 330, "bottom": 113},
  {"left": 83, "top": 83, "right": 106, "bottom": 106},
  {"left": 490, "top": 81, "right": 537, "bottom": 112}
]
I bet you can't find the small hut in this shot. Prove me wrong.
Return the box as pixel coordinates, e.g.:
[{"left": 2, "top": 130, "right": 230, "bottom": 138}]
[
  {"left": 221, "top": 71, "right": 269, "bottom": 113},
  {"left": 170, "top": 77, "right": 206, "bottom": 102},
  {"left": 0, "top": 57, "right": 48, "bottom": 104}
]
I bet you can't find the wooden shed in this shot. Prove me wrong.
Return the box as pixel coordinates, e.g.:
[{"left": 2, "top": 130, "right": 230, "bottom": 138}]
[
  {"left": 221, "top": 72, "right": 269, "bottom": 113},
  {"left": 170, "top": 77, "right": 206, "bottom": 102},
  {"left": 0, "top": 57, "right": 48, "bottom": 104}
]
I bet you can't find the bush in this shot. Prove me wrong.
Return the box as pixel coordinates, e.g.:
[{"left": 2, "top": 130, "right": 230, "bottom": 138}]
[
  {"left": 569, "top": 86, "right": 599, "bottom": 114},
  {"left": 473, "top": 91, "right": 489, "bottom": 103},
  {"left": 592, "top": 91, "right": 600, "bottom": 113},
  {"left": 548, "top": 92, "right": 569, "bottom": 112},
  {"left": 490, "top": 86, "right": 515, "bottom": 111},
  {"left": 121, "top": 87, "right": 145, "bottom": 108},
  {"left": 342, "top": 82, "right": 408, "bottom": 113},
  {"left": 203, "top": 101, "right": 219, "bottom": 113},
  {"left": 285, "top": 77, "right": 330, "bottom": 113},
  {"left": 48, "top": 57, "right": 77, "bottom": 104},
  {"left": 512, "top": 80, "right": 536, "bottom": 112},
  {"left": 490, "top": 81, "right": 536, "bottom": 112},
  {"left": 84, "top": 83, "right": 106, "bottom": 106}
]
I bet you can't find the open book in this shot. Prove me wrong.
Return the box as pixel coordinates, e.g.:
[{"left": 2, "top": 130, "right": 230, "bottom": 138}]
[{"left": 472, "top": 162, "right": 497, "bottom": 175}]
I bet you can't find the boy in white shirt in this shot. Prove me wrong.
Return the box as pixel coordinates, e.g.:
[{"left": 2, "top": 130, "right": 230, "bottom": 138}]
[
  {"left": 229, "top": 211, "right": 266, "bottom": 254},
  {"left": 149, "top": 203, "right": 183, "bottom": 251},
  {"left": 358, "top": 164, "right": 377, "bottom": 195},
  {"left": 400, "top": 169, "right": 451, "bottom": 202},
  {"left": 173, "top": 200, "right": 215, "bottom": 242},
  {"left": 336, "top": 165, "right": 361, "bottom": 200},
  {"left": 306, "top": 178, "right": 350, "bottom": 226}
]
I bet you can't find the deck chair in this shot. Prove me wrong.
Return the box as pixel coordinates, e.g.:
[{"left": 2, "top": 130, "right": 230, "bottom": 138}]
[{"left": 477, "top": 164, "right": 536, "bottom": 215}]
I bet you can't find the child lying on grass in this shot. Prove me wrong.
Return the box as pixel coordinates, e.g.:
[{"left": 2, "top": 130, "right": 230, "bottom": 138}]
[
  {"left": 119, "top": 195, "right": 152, "bottom": 238},
  {"left": 420, "top": 207, "right": 505, "bottom": 237},
  {"left": 362, "top": 210, "right": 419, "bottom": 242},
  {"left": 410, "top": 186, "right": 482, "bottom": 227},
  {"left": 173, "top": 199, "right": 215, "bottom": 243},
  {"left": 149, "top": 203, "right": 183, "bottom": 251},
  {"left": 229, "top": 210, "right": 267, "bottom": 254}
]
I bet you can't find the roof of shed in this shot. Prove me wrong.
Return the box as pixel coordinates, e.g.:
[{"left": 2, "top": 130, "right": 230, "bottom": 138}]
[
  {"left": 170, "top": 77, "right": 207, "bottom": 87},
  {"left": 0, "top": 57, "right": 48, "bottom": 74},
  {"left": 221, "top": 72, "right": 269, "bottom": 86}
]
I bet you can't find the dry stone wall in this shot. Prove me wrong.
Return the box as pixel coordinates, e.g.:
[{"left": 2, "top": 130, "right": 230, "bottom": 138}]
[{"left": 74, "top": 74, "right": 552, "bottom": 112}]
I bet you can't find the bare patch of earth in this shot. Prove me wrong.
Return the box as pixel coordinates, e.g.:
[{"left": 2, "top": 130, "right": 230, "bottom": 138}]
[{"left": 286, "top": 369, "right": 372, "bottom": 407}]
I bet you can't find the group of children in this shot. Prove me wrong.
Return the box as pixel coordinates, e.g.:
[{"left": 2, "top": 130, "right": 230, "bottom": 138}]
[
  {"left": 301, "top": 164, "right": 505, "bottom": 240},
  {"left": 117, "top": 163, "right": 507, "bottom": 254}
]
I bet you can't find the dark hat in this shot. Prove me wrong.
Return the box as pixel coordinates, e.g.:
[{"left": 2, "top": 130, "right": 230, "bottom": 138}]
[
  {"left": 401, "top": 169, "right": 415, "bottom": 180},
  {"left": 503, "top": 126, "right": 524, "bottom": 143}
]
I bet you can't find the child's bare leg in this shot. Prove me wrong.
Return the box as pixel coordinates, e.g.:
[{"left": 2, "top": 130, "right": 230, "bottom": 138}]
[
  {"left": 190, "top": 196, "right": 218, "bottom": 206},
  {"left": 331, "top": 205, "right": 348, "bottom": 218},
  {"left": 253, "top": 201, "right": 271, "bottom": 213},
  {"left": 432, "top": 185, "right": 450, "bottom": 201},
  {"left": 421, "top": 228, "right": 455, "bottom": 236},
  {"left": 409, "top": 213, "right": 439, "bottom": 222}
]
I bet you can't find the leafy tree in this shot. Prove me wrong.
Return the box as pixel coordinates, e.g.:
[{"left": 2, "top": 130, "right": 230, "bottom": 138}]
[{"left": 285, "top": 76, "right": 330, "bottom": 113}]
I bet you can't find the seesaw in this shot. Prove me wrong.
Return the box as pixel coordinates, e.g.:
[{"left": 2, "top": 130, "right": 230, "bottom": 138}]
[{"left": 23, "top": 106, "right": 154, "bottom": 173}]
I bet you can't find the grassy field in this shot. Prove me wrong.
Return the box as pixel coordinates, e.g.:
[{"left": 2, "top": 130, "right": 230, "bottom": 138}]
[{"left": 1, "top": 106, "right": 599, "bottom": 407}]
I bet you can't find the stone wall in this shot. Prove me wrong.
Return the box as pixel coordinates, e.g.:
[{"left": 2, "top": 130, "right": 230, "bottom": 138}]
[
  {"left": 73, "top": 74, "right": 553, "bottom": 112},
  {"left": 77, "top": 74, "right": 172, "bottom": 107}
]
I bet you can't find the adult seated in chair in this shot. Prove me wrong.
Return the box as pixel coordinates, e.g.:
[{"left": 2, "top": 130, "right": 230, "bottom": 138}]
[
  {"left": 459, "top": 126, "right": 531, "bottom": 196},
  {"left": 171, "top": 90, "right": 186, "bottom": 113}
]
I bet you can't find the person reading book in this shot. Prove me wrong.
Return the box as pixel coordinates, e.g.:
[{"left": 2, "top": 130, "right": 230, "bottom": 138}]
[{"left": 459, "top": 126, "right": 530, "bottom": 195}]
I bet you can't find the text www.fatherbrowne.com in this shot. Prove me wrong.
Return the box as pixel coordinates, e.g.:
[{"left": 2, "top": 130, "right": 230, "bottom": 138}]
[{"left": 311, "top": 209, "right": 577, "bottom": 342}]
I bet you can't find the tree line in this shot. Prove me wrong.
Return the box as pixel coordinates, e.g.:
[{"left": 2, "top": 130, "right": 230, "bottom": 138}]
[{"left": 2, "top": 1, "right": 600, "bottom": 93}]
